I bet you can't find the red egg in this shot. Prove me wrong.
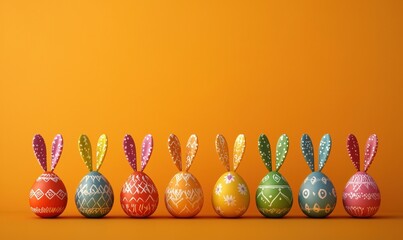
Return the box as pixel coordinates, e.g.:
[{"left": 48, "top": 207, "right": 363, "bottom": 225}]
[
  {"left": 120, "top": 171, "right": 159, "bottom": 217},
  {"left": 343, "top": 172, "right": 380, "bottom": 217},
  {"left": 29, "top": 172, "right": 68, "bottom": 218}
]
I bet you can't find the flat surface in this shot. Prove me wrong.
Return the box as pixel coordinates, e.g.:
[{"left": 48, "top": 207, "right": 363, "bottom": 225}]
[{"left": 1, "top": 212, "right": 402, "bottom": 239}]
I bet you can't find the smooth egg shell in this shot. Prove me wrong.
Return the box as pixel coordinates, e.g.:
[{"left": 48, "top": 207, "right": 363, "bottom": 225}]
[
  {"left": 75, "top": 171, "right": 114, "bottom": 218},
  {"left": 29, "top": 172, "right": 68, "bottom": 218},
  {"left": 212, "top": 171, "right": 250, "bottom": 217},
  {"left": 120, "top": 171, "right": 159, "bottom": 217}
]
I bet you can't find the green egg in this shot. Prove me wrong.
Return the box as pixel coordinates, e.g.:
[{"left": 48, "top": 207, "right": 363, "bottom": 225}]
[{"left": 256, "top": 171, "right": 293, "bottom": 217}]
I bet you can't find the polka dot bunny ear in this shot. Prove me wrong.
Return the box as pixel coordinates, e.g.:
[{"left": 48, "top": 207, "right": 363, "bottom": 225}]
[
  {"left": 258, "top": 134, "right": 272, "bottom": 172},
  {"left": 141, "top": 134, "right": 153, "bottom": 172},
  {"left": 78, "top": 134, "right": 93, "bottom": 172},
  {"left": 185, "top": 134, "right": 198, "bottom": 172},
  {"left": 275, "top": 134, "right": 289, "bottom": 172},
  {"left": 215, "top": 134, "right": 230, "bottom": 171},
  {"left": 347, "top": 134, "right": 360, "bottom": 171},
  {"left": 50, "top": 134, "right": 63, "bottom": 171},
  {"left": 318, "top": 134, "right": 331, "bottom": 172},
  {"left": 33, "top": 134, "right": 47, "bottom": 171},
  {"left": 168, "top": 134, "right": 182, "bottom": 171},
  {"left": 233, "top": 134, "right": 246, "bottom": 172},
  {"left": 301, "top": 134, "right": 314, "bottom": 172},
  {"left": 123, "top": 134, "right": 137, "bottom": 171},
  {"left": 364, "top": 134, "right": 378, "bottom": 172},
  {"left": 95, "top": 134, "right": 108, "bottom": 171}
]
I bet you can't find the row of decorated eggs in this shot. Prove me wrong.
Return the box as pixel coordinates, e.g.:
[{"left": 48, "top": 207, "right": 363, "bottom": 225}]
[{"left": 29, "top": 133, "right": 381, "bottom": 218}]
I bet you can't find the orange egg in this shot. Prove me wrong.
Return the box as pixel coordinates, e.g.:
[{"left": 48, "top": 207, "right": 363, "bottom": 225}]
[{"left": 165, "top": 172, "right": 204, "bottom": 217}]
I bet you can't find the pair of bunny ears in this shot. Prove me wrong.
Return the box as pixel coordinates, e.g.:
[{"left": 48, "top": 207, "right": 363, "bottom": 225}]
[
  {"left": 215, "top": 134, "right": 246, "bottom": 172},
  {"left": 347, "top": 134, "right": 378, "bottom": 172},
  {"left": 301, "top": 134, "right": 332, "bottom": 172},
  {"left": 258, "top": 134, "right": 289, "bottom": 172},
  {"left": 123, "top": 134, "right": 153, "bottom": 172},
  {"left": 78, "top": 134, "right": 108, "bottom": 172},
  {"left": 168, "top": 134, "right": 198, "bottom": 172},
  {"left": 32, "top": 134, "right": 63, "bottom": 172}
]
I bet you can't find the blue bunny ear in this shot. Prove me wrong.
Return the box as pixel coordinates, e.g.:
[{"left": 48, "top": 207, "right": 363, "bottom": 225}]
[
  {"left": 301, "top": 134, "right": 314, "bottom": 172},
  {"left": 318, "top": 134, "right": 332, "bottom": 172}
]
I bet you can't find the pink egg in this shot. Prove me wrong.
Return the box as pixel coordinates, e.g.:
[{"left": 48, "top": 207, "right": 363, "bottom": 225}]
[{"left": 343, "top": 172, "right": 380, "bottom": 217}]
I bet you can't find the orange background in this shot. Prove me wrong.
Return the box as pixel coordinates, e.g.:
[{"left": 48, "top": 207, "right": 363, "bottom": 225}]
[{"left": 1, "top": 0, "right": 403, "bottom": 238}]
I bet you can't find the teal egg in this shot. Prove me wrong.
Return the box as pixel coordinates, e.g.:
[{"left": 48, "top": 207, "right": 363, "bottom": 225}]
[
  {"left": 298, "top": 171, "right": 336, "bottom": 218},
  {"left": 75, "top": 171, "right": 114, "bottom": 218},
  {"left": 256, "top": 171, "right": 293, "bottom": 217}
]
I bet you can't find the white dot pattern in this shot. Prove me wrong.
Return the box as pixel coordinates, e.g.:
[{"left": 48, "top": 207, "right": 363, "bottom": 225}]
[
  {"left": 33, "top": 134, "right": 47, "bottom": 171},
  {"left": 318, "top": 134, "right": 331, "bottom": 172},
  {"left": 51, "top": 134, "right": 63, "bottom": 171},
  {"left": 141, "top": 134, "right": 153, "bottom": 172},
  {"left": 364, "top": 134, "right": 378, "bottom": 172},
  {"left": 123, "top": 134, "right": 137, "bottom": 171},
  {"left": 258, "top": 134, "right": 272, "bottom": 172},
  {"left": 301, "top": 134, "right": 314, "bottom": 172},
  {"left": 95, "top": 134, "right": 108, "bottom": 171},
  {"left": 346, "top": 134, "right": 360, "bottom": 171},
  {"left": 275, "top": 134, "right": 289, "bottom": 172}
]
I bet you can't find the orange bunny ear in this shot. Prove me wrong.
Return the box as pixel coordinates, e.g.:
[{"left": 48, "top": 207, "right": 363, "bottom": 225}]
[
  {"left": 364, "top": 134, "right": 378, "bottom": 172},
  {"left": 185, "top": 134, "right": 198, "bottom": 172},
  {"left": 168, "top": 134, "right": 182, "bottom": 171},
  {"left": 347, "top": 134, "right": 360, "bottom": 171}
]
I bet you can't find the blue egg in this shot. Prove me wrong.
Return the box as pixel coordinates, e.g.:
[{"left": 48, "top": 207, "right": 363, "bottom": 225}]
[
  {"left": 75, "top": 171, "right": 114, "bottom": 218},
  {"left": 298, "top": 171, "right": 336, "bottom": 218}
]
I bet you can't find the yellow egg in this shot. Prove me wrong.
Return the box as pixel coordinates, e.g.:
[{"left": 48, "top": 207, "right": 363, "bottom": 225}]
[
  {"left": 165, "top": 172, "right": 204, "bottom": 217},
  {"left": 212, "top": 171, "right": 250, "bottom": 217}
]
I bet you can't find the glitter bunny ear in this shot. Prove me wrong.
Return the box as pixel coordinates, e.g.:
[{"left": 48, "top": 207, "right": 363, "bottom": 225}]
[
  {"left": 347, "top": 134, "right": 360, "bottom": 171},
  {"left": 318, "top": 134, "right": 331, "bottom": 172},
  {"left": 185, "top": 134, "right": 198, "bottom": 172},
  {"left": 95, "top": 134, "right": 108, "bottom": 171},
  {"left": 168, "top": 134, "right": 182, "bottom": 171},
  {"left": 258, "top": 134, "right": 272, "bottom": 171},
  {"left": 275, "top": 134, "right": 289, "bottom": 172},
  {"left": 233, "top": 134, "right": 246, "bottom": 172},
  {"left": 216, "top": 134, "right": 230, "bottom": 171},
  {"left": 301, "top": 134, "right": 314, "bottom": 172},
  {"left": 33, "top": 134, "right": 47, "bottom": 171},
  {"left": 141, "top": 134, "right": 153, "bottom": 172},
  {"left": 51, "top": 134, "right": 63, "bottom": 171},
  {"left": 79, "top": 135, "right": 92, "bottom": 172},
  {"left": 123, "top": 134, "right": 137, "bottom": 171},
  {"left": 364, "top": 134, "right": 378, "bottom": 172}
]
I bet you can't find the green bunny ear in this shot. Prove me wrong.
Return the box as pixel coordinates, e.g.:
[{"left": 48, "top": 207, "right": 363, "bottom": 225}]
[
  {"left": 95, "top": 134, "right": 108, "bottom": 171},
  {"left": 318, "top": 134, "right": 331, "bottom": 172},
  {"left": 258, "top": 134, "right": 272, "bottom": 171},
  {"left": 78, "top": 135, "right": 92, "bottom": 172},
  {"left": 275, "top": 134, "right": 289, "bottom": 172},
  {"left": 301, "top": 134, "right": 314, "bottom": 172}
]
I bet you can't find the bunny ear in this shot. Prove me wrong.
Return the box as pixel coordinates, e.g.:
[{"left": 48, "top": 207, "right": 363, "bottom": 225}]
[
  {"left": 123, "top": 134, "right": 137, "bottom": 171},
  {"left": 275, "top": 134, "right": 289, "bottom": 172},
  {"left": 258, "top": 134, "right": 272, "bottom": 171},
  {"left": 215, "top": 134, "right": 230, "bottom": 171},
  {"left": 51, "top": 134, "right": 63, "bottom": 171},
  {"left": 364, "top": 134, "right": 378, "bottom": 172},
  {"left": 168, "top": 134, "right": 182, "bottom": 171},
  {"left": 33, "top": 134, "right": 47, "bottom": 171},
  {"left": 79, "top": 135, "right": 92, "bottom": 171},
  {"left": 233, "top": 134, "right": 246, "bottom": 172},
  {"left": 347, "top": 134, "right": 360, "bottom": 171},
  {"left": 141, "top": 134, "right": 153, "bottom": 172},
  {"left": 301, "top": 134, "right": 314, "bottom": 172},
  {"left": 185, "top": 134, "right": 198, "bottom": 172},
  {"left": 95, "top": 134, "right": 108, "bottom": 171},
  {"left": 318, "top": 134, "right": 332, "bottom": 172}
]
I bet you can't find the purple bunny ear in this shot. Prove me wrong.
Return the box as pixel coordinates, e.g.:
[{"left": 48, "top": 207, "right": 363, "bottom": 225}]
[
  {"left": 51, "top": 134, "right": 63, "bottom": 171},
  {"left": 123, "top": 134, "right": 137, "bottom": 171},
  {"left": 141, "top": 134, "right": 153, "bottom": 172},
  {"left": 347, "top": 134, "right": 360, "bottom": 172},
  {"left": 33, "top": 134, "right": 47, "bottom": 171},
  {"left": 364, "top": 134, "right": 378, "bottom": 172}
]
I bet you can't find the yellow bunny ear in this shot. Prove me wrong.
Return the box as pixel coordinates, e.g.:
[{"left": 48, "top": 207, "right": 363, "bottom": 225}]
[
  {"left": 215, "top": 134, "right": 230, "bottom": 171},
  {"left": 95, "top": 134, "right": 108, "bottom": 171},
  {"left": 78, "top": 135, "right": 92, "bottom": 172},
  {"left": 185, "top": 134, "right": 198, "bottom": 172},
  {"left": 233, "top": 134, "right": 246, "bottom": 171}
]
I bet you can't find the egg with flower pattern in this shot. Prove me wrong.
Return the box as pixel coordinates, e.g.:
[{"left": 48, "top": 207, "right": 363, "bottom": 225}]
[{"left": 212, "top": 171, "right": 250, "bottom": 217}]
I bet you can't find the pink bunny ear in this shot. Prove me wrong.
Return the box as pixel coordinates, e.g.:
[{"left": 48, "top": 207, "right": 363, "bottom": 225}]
[
  {"left": 141, "top": 134, "right": 153, "bottom": 172},
  {"left": 33, "top": 134, "right": 47, "bottom": 171},
  {"left": 51, "top": 134, "right": 63, "bottom": 171},
  {"left": 123, "top": 134, "right": 137, "bottom": 171},
  {"left": 347, "top": 134, "right": 360, "bottom": 171},
  {"left": 364, "top": 134, "right": 378, "bottom": 172}
]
